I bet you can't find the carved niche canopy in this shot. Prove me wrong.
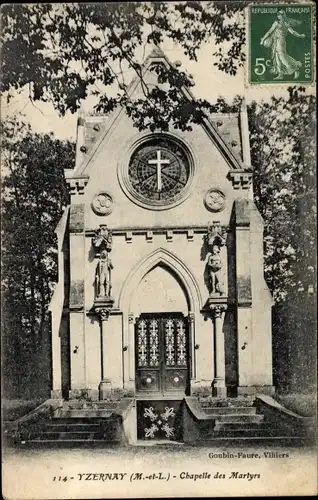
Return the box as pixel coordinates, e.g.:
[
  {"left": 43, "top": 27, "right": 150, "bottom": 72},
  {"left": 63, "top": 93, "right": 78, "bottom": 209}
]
[
  {"left": 92, "top": 224, "right": 113, "bottom": 253},
  {"left": 206, "top": 223, "right": 227, "bottom": 250}
]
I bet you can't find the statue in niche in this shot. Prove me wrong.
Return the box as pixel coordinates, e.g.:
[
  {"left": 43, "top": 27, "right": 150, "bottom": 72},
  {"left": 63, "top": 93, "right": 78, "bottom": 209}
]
[
  {"left": 92, "top": 224, "right": 112, "bottom": 253},
  {"left": 95, "top": 249, "right": 113, "bottom": 298},
  {"left": 207, "top": 245, "right": 224, "bottom": 295},
  {"left": 205, "top": 223, "right": 227, "bottom": 297},
  {"left": 92, "top": 225, "right": 113, "bottom": 299}
]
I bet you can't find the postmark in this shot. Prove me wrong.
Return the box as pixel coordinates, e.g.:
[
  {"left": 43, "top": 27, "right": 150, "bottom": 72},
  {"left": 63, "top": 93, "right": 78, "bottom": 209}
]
[{"left": 248, "top": 3, "right": 313, "bottom": 84}]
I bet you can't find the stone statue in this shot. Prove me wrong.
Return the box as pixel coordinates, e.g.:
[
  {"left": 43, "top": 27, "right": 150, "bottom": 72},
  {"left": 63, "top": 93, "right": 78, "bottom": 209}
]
[
  {"left": 204, "top": 223, "right": 227, "bottom": 296},
  {"left": 92, "top": 224, "right": 112, "bottom": 253},
  {"left": 95, "top": 249, "right": 113, "bottom": 298},
  {"left": 207, "top": 245, "right": 224, "bottom": 295}
]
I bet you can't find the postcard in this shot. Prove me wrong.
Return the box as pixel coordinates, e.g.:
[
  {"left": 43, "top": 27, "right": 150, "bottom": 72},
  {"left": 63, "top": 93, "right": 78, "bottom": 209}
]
[{"left": 1, "top": 1, "right": 316, "bottom": 498}]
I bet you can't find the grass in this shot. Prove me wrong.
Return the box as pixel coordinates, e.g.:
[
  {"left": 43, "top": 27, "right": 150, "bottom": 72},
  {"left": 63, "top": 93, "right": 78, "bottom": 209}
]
[
  {"left": 2, "top": 399, "right": 45, "bottom": 421},
  {"left": 275, "top": 393, "right": 317, "bottom": 417}
]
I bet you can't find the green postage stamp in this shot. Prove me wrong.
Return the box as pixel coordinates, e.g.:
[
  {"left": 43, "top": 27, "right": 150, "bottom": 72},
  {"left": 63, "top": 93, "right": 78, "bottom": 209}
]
[{"left": 248, "top": 3, "right": 313, "bottom": 84}]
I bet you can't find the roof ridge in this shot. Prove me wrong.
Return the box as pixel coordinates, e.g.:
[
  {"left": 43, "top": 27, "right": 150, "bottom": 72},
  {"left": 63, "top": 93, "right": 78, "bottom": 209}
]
[
  {"left": 71, "top": 46, "right": 248, "bottom": 176},
  {"left": 148, "top": 44, "right": 165, "bottom": 58}
]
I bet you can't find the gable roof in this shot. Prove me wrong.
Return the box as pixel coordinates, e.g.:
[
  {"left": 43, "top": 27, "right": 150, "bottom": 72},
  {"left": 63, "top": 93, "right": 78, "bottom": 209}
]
[{"left": 69, "top": 46, "right": 250, "bottom": 179}]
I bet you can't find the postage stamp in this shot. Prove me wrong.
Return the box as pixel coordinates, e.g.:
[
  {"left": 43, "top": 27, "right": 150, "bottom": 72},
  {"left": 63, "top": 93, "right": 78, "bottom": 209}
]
[{"left": 248, "top": 3, "right": 314, "bottom": 84}]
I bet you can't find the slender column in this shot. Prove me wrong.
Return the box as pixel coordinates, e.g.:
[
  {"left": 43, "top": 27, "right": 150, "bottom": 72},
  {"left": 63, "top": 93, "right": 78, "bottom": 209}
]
[
  {"left": 188, "top": 312, "right": 195, "bottom": 381},
  {"left": 127, "top": 313, "right": 135, "bottom": 384},
  {"left": 211, "top": 304, "right": 227, "bottom": 397},
  {"left": 96, "top": 305, "right": 113, "bottom": 399}
]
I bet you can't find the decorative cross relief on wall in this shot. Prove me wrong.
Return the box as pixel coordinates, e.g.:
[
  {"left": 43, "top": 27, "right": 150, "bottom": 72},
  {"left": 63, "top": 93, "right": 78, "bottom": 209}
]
[
  {"left": 205, "top": 223, "right": 227, "bottom": 297},
  {"left": 143, "top": 405, "right": 176, "bottom": 439},
  {"left": 92, "top": 225, "right": 114, "bottom": 299}
]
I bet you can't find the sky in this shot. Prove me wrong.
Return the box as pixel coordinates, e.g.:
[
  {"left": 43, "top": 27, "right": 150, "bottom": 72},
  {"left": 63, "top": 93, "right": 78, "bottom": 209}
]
[{"left": 2, "top": 27, "right": 292, "bottom": 142}]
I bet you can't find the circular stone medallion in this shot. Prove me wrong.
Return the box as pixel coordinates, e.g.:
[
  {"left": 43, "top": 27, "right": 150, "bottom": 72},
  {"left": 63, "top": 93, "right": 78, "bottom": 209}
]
[
  {"left": 204, "top": 189, "right": 226, "bottom": 212},
  {"left": 91, "top": 192, "right": 114, "bottom": 215}
]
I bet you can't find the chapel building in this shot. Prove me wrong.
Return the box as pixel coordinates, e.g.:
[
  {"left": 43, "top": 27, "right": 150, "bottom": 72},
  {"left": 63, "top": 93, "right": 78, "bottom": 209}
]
[{"left": 49, "top": 47, "right": 274, "bottom": 442}]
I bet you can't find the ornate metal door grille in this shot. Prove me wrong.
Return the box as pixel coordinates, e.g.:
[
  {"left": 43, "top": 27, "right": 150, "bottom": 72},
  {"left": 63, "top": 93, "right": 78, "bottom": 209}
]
[{"left": 135, "top": 313, "right": 190, "bottom": 395}]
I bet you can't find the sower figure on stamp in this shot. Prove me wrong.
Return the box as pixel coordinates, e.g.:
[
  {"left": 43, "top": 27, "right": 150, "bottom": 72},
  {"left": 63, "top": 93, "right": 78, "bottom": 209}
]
[
  {"left": 260, "top": 10, "right": 305, "bottom": 80},
  {"left": 95, "top": 249, "right": 113, "bottom": 298},
  {"left": 207, "top": 245, "right": 224, "bottom": 295}
]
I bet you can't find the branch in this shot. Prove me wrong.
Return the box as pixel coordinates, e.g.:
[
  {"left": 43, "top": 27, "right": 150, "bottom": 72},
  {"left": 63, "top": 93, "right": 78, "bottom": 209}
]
[{"left": 28, "top": 83, "right": 45, "bottom": 115}]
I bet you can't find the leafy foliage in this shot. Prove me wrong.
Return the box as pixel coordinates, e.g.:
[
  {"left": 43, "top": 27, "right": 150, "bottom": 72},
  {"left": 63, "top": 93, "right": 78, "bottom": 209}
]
[
  {"left": 2, "top": 86, "right": 315, "bottom": 397},
  {"left": 249, "top": 87, "right": 316, "bottom": 303},
  {"left": 1, "top": 2, "right": 247, "bottom": 130},
  {"left": 1, "top": 117, "right": 75, "bottom": 397},
  {"left": 209, "top": 89, "right": 316, "bottom": 303},
  {"left": 210, "top": 89, "right": 316, "bottom": 392},
  {"left": 1, "top": 1, "right": 316, "bottom": 395}
]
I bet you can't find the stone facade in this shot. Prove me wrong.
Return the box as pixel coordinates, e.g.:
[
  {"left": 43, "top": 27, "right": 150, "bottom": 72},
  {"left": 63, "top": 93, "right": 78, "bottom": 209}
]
[{"left": 50, "top": 48, "right": 274, "bottom": 403}]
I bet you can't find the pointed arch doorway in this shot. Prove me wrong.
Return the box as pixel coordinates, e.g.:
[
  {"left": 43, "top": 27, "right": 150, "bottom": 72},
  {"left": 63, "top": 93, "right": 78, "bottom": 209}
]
[{"left": 131, "top": 264, "right": 191, "bottom": 397}]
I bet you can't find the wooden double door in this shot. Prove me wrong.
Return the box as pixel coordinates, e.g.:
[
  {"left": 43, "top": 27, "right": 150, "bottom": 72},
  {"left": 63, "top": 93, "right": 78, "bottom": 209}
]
[{"left": 135, "top": 312, "right": 190, "bottom": 396}]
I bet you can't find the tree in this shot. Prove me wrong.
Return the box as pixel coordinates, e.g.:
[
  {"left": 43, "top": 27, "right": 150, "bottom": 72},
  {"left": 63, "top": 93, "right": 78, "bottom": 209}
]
[
  {"left": 209, "top": 89, "right": 316, "bottom": 303},
  {"left": 249, "top": 88, "right": 316, "bottom": 392},
  {"left": 1, "top": 117, "right": 75, "bottom": 398},
  {"left": 1, "top": 3, "right": 316, "bottom": 395},
  {"left": 208, "top": 89, "right": 316, "bottom": 392},
  {"left": 1, "top": 2, "right": 247, "bottom": 130},
  {"left": 249, "top": 87, "right": 316, "bottom": 303}
]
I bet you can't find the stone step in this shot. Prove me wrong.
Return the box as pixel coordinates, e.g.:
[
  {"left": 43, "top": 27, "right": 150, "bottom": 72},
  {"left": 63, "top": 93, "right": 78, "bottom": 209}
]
[
  {"left": 38, "top": 431, "right": 104, "bottom": 440},
  {"left": 215, "top": 414, "right": 264, "bottom": 423},
  {"left": 211, "top": 422, "right": 292, "bottom": 437},
  {"left": 214, "top": 421, "right": 264, "bottom": 432},
  {"left": 54, "top": 409, "right": 115, "bottom": 418},
  {"left": 211, "top": 428, "right": 275, "bottom": 437},
  {"left": 46, "top": 423, "right": 102, "bottom": 432},
  {"left": 190, "top": 436, "right": 313, "bottom": 446},
  {"left": 24, "top": 439, "right": 121, "bottom": 447},
  {"left": 64, "top": 402, "right": 119, "bottom": 410},
  {"left": 23, "top": 436, "right": 311, "bottom": 449},
  {"left": 203, "top": 407, "right": 257, "bottom": 416},
  {"left": 50, "top": 417, "right": 110, "bottom": 424},
  {"left": 192, "top": 420, "right": 273, "bottom": 438}
]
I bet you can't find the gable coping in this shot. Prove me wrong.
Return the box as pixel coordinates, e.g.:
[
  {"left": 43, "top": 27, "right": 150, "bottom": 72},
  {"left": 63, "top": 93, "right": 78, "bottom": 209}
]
[{"left": 69, "top": 46, "right": 249, "bottom": 180}]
